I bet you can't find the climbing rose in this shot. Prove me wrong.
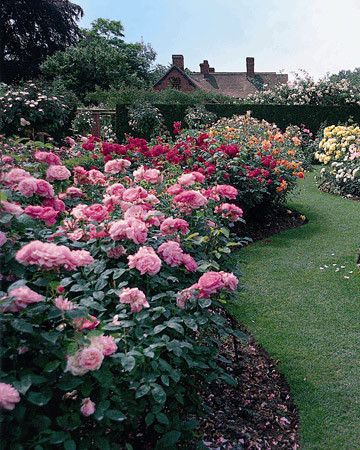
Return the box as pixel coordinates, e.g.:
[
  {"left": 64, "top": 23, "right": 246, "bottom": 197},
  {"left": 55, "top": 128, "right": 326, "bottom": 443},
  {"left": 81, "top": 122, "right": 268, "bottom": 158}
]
[
  {"left": 128, "top": 247, "right": 162, "bottom": 275},
  {"left": 77, "top": 347, "right": 104, "bottom": 371},
  {"left": 80, "top": 398, "right": 96, "bottom": 417},
  {"left": 119, "top": 288, "right": 149, "bottom": 313},
  {"left": 90, "top": 335, "right": 117, "bottom": 356},
  {"left": 0, "top": 383, "right": 20, "bottom": 410},
  {"left": 2, "top": 286, "right": 44, "bottom": 312}
]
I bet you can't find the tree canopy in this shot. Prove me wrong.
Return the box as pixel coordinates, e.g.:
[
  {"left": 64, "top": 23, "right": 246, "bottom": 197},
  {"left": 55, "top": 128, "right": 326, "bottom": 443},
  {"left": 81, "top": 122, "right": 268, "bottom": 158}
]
[
  {"left": 41, "top": 19, "right": 157, "bottom": 101},
  {"left": 0, "top": 0, "right": 83, "bottom": 83}
]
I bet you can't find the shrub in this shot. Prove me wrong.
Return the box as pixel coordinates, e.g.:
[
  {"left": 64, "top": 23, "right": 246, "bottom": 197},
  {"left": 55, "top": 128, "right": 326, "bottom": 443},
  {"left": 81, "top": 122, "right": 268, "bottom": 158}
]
[
  {"left": 128, "top": 102, "right": 165, "bottom": 140},
  {"left": 315, "top": 124, "right": 360, "bottom": 196},
  {"left": 0, "top": 142, "right": 245, "bottom": 448},
  {"left": 0, "top": 81, "right": 77, "bottom": 139},
  {"left": 184, "top": 105, "right": 217, "bottom": 129}
]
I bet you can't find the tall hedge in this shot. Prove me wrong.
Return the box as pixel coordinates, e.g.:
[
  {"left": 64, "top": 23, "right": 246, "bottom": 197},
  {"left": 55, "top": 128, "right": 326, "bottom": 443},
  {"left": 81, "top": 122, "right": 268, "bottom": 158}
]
[{"left": 115, "top": 104, "right": 360, "bottom": 140}]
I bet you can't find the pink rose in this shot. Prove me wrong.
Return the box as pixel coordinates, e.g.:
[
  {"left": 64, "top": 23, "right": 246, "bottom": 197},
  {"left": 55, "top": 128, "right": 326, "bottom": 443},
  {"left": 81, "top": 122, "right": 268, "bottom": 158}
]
[
  {"left": 80, "top": 398, "right": 96, "bottom": 416},
  {"left": 128, "top": 246, "right": 162, "bottom": 275},
  {"left": 182, "top": 253, "right": 197, "bottom": 272},
  {"left": 4, "top": 168, "right": 31, "bottom": 186},
  {"left": 214, "top": 203, "right": 243, "bottom": 221},
  {"left": 213, "top": 185, "right": 238, "bottom": 200},
  {"left": 166, "top": 184, "right": 184, "bottom": 196},
  {"left": 160, "top": 217, "right": 189, "bottom": 235},
  {"left": 46, "top": 165, "right": 71, "bottom": 181},
  {"left": 198, "top": 272, "right": 225, "bottom": 296},
  {"left": 2, "top": 286, "right": 44, "bottom": 312},
  {"left": 54, "top": 296, "right": 76, "bottom": 311},
  {"left": 65, "top": 187, "right": 83, "bottom": 198},
  {"left": 83, "top": 204, "right": 109, "bottom": 222},
  {"left": 122, "top": 186, "right": 148, "bottom": 202},
  {"left": 71, "top": 204, "right": 87, "bottom": 220},
  {"left": 178, "top": 171, "right": 205, "bottom": 186},
  {"left": 1, "top": 200, "right": 24, "bottom": 217},
  {"left": 36, "top": 179, "right": 54, "bottom": 198},
  {"left": 134, "top": 166, "right": 163, "bottom": 184},
  {"left": 78, "top": 347, "right": 104, "bottom": 371},
  {"left": 176, "top": 285, "right": 198, "bottom": 309},
  {"left": 88, "top": 169, "right": 106, "bottom": 185},
  {"left": 109, "top": 218, "right": 148, "bottom": 244},
  {"left": 104, "top": 158, "right": 131, "bottom": 174},
  {"left": 0, "top": 383, "right": 20, "bottom": 410},
  {"left": 73, "top": 316, "right": 100, "bottom": 331},
  {"left": 106, "top": 183, "right": 125, "bottom": 196},
  {"left": 90, "top": 335, "right": 117, "bottom": 356},
  {"left": 17, "top": 177, "right": 38, "bottom": 197},
  {"left": 0, "top": 231, "right": 7, "bottom": 247},
  {"left": 65, "top": 354, "right": 89, "bottom": 376},
  {"left": 119, "top": 287, "right": 149, "bottom": 313},
  {"left": 42, "top": 197, "right": 66, "bottom": 212},
  {"left": 34, "top": 151, "right": 61, "bottom": 165},
  {"left": 24, "top": 205, "right": 59, "bottom": 226},
  {"left": 1, "top": 155, "right": 13, "bottom": 164},
  {"left": 107, "top": 245, "right": 126, "bottom": 259},
  {"left": 173, "top": 190, "right": 208, "bottom": 212},
  {"left": 220, "top": 272, "right": 239, "bottom": 291},
  {"left": 158, "top": 241, "right": 184, "bottom": 267}
]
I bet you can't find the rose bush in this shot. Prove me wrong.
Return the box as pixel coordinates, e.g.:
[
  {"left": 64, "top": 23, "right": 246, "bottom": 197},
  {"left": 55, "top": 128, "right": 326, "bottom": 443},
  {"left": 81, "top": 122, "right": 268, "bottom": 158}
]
[
  {"left": 0, "top": 144, "right": 247, "bottom": 448},
  {"left": 315, "top": 124, "right": 360, "bottom": 196}
]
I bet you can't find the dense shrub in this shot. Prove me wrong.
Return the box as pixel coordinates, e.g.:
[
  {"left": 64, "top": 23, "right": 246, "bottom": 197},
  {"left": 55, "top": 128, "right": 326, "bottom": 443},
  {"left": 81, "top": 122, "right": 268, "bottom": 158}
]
[
  {"left": 0, "top": 81, "right": 77, "bottom": 139},
  {"left": 128, "top": 103, "right": 165, "bottom": 139},
  {"left": 315, "top": 124, "right": 360, "bottom": 196},
  {"left": 0, "top": 138, "right": 246, "bottom": 448},
  {"left": 184, "top": 105, "right": 217, "bottom": 129}
]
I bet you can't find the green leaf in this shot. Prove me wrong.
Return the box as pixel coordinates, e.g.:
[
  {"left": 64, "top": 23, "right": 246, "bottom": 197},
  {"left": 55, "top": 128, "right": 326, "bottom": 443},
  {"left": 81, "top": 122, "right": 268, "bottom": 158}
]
[
  {"left": 41, "top": 331, "right": 60, "bottom": 344},
  {"left": 145, "top": 412, "right": 155, "bottom": 426},
  {"left": 12, "top": 375, "right": 32, "bottom": 394},
  {"left": 11, "top": 319, "right": 33, "bottom": 334},
  {"left": 28, "top": 390, "right": 52, "bottom": 406},
  {"left": 58, "top": 376, "right": 82, "bottom": 391},
  {"left": 44, "top": 360, "right": 61, "bottom": 373},
  {"left": 106, "top": 409, "right": 126, "bottom": 422},
  {"left": 166, "top": 321, "right": 184, "bottom": 334},
  {"left": 64, "top": 440, "right": 76, "bottom": 450},
  {"left": 151, "top": 384, "right": 166, "bottom": 404},
  {"left": 49, "top": 431, "right": 70, "bottom": 445},
  {"left": 156, "top": 412, "right": 169, "bottom": 425},
  {"left": 135, "top": 384, "right": 150, "bottom": 399},
  {"left": 156, "top": 430, "right": 181, "bottom": 448},
  {"left": 121, "top": 355, "right": 135, "bottom": 372}
]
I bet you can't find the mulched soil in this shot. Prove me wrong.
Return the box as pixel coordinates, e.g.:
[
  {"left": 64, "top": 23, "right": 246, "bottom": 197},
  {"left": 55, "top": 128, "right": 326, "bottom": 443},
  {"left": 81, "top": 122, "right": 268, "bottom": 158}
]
[
  {"left": 200, "top": 321, "right": 299, "bottom": 450},
  {"left": 236, "top": 206, "right": 307, "bottom": 242}
]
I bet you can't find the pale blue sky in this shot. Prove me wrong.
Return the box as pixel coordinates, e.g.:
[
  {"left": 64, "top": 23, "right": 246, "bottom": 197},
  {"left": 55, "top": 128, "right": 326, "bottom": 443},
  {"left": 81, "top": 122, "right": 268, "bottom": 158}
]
[{"left": 76, "top": 0, "right": 360, "bottom": 78}]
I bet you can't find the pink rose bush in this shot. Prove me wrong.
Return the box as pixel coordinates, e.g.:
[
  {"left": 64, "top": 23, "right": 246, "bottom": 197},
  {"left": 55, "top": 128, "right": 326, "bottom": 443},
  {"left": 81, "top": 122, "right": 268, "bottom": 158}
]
[{"left": 0, "top": 135, "right": 246, "bottom": 448}]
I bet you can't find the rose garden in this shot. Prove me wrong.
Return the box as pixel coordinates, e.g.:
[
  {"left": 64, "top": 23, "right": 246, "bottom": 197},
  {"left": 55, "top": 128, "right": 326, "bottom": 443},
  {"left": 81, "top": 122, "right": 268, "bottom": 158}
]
[{"left": 1, "top": 2, "right": 360, "bottom": 450}]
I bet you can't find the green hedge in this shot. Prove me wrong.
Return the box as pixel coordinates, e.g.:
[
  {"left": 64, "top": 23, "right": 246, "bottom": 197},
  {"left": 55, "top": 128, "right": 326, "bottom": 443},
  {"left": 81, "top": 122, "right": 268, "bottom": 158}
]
[{"left": 115, "top": 104, "right": 360, "bottom": 140}]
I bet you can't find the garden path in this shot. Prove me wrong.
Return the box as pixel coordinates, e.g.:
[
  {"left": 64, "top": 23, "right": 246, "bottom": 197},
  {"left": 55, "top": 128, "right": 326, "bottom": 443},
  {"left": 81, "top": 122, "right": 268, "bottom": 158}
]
[{"left": 231, "top": 172, "right": 360, "bottom": 450}]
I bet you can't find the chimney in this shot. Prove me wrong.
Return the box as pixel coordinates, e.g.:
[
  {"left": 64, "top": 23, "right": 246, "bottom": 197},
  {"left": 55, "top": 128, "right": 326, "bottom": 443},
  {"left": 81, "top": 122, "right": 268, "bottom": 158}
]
[
  {"left": 200, "top": 60, "right": 210, "bottom": 76},
  {"left": 209, "top": 67, "right": 215, "bottom": 73},
  {"left": 246, "top": 57, "right": 255, "bottom": 77},
  {"left": 172, "top": 54, "right": 184, "bottom": 71}
]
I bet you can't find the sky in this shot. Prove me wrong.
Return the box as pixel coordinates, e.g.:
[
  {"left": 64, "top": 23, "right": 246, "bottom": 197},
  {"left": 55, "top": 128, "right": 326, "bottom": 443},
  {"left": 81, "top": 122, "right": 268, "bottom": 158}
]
[{"left": 75, "top": 0, "right": 360, "bottom": 79}]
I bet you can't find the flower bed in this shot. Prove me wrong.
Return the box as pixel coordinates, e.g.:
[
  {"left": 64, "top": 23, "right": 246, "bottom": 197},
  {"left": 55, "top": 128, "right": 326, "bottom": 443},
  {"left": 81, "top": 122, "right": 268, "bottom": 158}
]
[
  {"left": 315, "top": 124, "right": 360, "bottom": 197},
  {"left": 0, "top": 143, "right": 248, "bottom": 448}
]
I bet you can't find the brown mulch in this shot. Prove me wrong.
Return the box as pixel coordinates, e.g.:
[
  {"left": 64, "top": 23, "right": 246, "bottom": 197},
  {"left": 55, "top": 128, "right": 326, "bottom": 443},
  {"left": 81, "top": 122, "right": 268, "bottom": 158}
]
[{"left": 200, "top": 324, "right": 299, "bottom": 450}]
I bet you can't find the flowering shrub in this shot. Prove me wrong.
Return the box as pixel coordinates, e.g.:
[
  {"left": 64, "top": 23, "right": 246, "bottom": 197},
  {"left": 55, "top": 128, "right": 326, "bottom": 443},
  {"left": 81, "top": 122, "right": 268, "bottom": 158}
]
[
  {"left": 315, "top": 124, "right": 360, "bottom": 196},
  {"left": 128, "top": 102, "right": 165, "bottom": 139},
  {"left": 244, "top": 72, "right": 360, "bottom": 106},
  {"left": 72, "top": 111, "right": 116, "bottom": 141},
  {"left": 0, "top": 81, "right": 77, "bottom": 138},
  {"left": 0, "top": 145, "right": 246, "bottom": 447},
  {"left": 184, "top": 105, "right": 217, "bottom": 129}
]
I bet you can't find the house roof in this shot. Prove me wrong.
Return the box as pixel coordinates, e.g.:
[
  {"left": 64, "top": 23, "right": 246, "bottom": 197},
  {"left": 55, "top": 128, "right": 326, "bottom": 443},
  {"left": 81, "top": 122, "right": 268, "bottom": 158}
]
[{"left": 153, "top": 65, "right": 199, "bottom": 89}]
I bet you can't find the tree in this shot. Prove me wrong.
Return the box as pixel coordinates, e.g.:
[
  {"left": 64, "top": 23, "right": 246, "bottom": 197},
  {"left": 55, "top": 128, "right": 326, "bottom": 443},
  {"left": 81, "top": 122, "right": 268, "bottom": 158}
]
[
  {"left": 0, "top": 0, "right": 83, "bottom": 83},
  {"left": 330, "top": 68, "right": 360, "bottom": 87},
  {"left": 41, "top": 19, "right": 157, "bottom": 101}
]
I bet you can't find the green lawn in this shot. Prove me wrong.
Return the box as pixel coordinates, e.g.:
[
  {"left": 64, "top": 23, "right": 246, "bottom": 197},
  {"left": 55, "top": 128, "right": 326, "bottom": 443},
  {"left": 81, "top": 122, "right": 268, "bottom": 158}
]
[{"left": 230, "top": 173, "right": 360, "bottom": 450}]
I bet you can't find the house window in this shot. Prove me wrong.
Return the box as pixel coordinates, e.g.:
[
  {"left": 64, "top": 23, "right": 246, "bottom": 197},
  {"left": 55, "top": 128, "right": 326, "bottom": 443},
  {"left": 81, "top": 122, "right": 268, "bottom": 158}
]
[{"left": 169, "top": 77, "right": 181, "bottom": 90}]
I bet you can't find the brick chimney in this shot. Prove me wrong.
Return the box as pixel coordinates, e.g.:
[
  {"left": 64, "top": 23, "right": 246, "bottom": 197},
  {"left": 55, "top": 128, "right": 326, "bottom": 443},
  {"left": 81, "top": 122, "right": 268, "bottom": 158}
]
[
  {"left": 172, "top": 54, "right": 184, "bottom": 71},
  {"left": 200, "top": 60, "right": 210, "bottom": 76},
  {"left": 246, "top": 57, "right": 255, "bottom": 77}
]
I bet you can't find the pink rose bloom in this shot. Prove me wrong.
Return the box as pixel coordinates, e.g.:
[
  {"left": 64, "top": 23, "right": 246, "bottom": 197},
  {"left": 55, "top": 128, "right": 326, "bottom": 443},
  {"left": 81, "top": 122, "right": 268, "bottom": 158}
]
[
  {"left": 124, "top": 205, "right": 146, "bottom": 221},
  {"left": 4, "top": 168, "right": 31, "bottom": 186},
  {"left": 71, "top": 204, "right": 87, "bottom": 220},
  {"left": 106, "top": 183, "right": 125, "bottom": 196},
  {"left": 119, "top": 287, "right": 149, "bottom": 313},
  {"left": 78, "top": 347, "right": 104, "bottom": 371},
  {"left": 46, "top": 165, "right": 71, "bottom": 181},
  {"left": 34, "top": 151, "right": 61, "bottom": 165},
  {"left": 160, "top": 217, "right": 189, "bottom": 235},
  {"left": 176, "top": 285, "right": 198, "bottom": 309},
  {"left": 24, "top": 205, "right": 59, "bottom": 226},
  {"left": 1, "top": 155, "right": 13, "bottom": 164},
  {"left": 67, "top": 229, "right": 84, "bottom": 241},
  {"left": 158, "top": 241, "right": 184, "bottom": 267},
  {"left": 42, "top": 197, "right": 66, "bottom": 212},
  {"left": 133, "top": 165, "right": 163, "bottom": 184},
  {"left": 83, "top": 204, "right": 109, "bottom": 222},
  {"left": 0, "top": 383, "right": 20, "bottom": 410},
  {"left": 54, "top": 296, "right": 76, "bottom": 311},
  {"left": 220, "top": 272, "right": 239, "bottom": 291},
  {"left": 88, "top": 169, "right": 106, "bottom": 185},
  {"left": 3, "top": 286, "right": 44, "bottom": 312},
  {"left": 109, "top": 218, "right": 148, "bottom": 244},
  {"left": 198, "top": 272, "right": 225, "bottom": 296},
  {"left": 71, "top": 250, "right": 94, "bottom": 267},
  {"left": 36, "top": 179, "right": 54, "bottom": 198},
  {"left": 0, "top": 231, "right": 7, "bottom": 247},
  {"left": 90, "top": 335, "right": 117, "bottom": 356},
  {"left": 107, "top": 245, "right": 126, "bottom": 259},
  {"left": 73, "top": 315, "right": 100, "bottom": 331},
  {"left": 65, "top": 353, "right": 89, "bottom": 376},
  {"left": 173, "top": 190, "right": 208, "bottom": 212},
  {"left": 214, "top": 203, "right": 243, "bottom": 222},
  {"left": 65, "top": 187, "right": 83, "bottom": 198},
  {"left": 80, "top": 398, "right": 96, "bottom": 417},
  {"left": 0, "top": 200, "right": 24, "bottom": 217},
  {"left": 17, "top": 177, "right": 38, "bottom": 197},
  {"left": 122, "top": 186, "right": 148, "bottom": 203},
  {"left": 128, "top": 246, "right": 162, "bottom": 275},
  {"left": 166, "top": 184, "right": 184, "bottom": 196},
  {"left": 104, "top": 158, "right": 131, "bottom": 174},
  {"left": 178, "top": 171, "right": 205, "bottom": 186},
  {"left": 182, "top": 253, "right": 197, "bottom": 272},
  {"left": 213, "top": 185, "right": 238, "bottom": 200}
]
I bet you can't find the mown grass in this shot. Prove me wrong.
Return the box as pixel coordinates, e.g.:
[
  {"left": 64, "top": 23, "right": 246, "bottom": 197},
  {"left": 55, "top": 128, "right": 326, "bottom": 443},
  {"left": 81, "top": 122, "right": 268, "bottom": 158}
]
[{"left": 230, "top": 172, "right": 360, "bottom": 449}]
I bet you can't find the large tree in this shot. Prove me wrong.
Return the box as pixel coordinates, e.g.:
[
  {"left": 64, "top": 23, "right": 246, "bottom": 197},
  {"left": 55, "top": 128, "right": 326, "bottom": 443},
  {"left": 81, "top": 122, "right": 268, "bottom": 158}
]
[
  {"left": 41, "top": 19, "right": 157, "bottom": 101},
  {"left": 0, "top": 0, "right": 83, "bottom": 83}
]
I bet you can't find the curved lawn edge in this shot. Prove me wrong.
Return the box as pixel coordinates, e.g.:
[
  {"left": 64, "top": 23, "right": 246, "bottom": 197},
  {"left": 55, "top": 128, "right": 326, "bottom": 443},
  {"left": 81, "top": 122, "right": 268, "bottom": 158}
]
[{"left": 230, "top": 172, "right": 360, "bottom": 450}]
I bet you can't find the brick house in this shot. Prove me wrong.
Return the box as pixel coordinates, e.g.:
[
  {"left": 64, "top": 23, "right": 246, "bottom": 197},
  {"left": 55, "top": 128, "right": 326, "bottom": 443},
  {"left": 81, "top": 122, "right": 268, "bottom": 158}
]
[{"left": 153, "top": 54, "right": 288, "bottom": 98}]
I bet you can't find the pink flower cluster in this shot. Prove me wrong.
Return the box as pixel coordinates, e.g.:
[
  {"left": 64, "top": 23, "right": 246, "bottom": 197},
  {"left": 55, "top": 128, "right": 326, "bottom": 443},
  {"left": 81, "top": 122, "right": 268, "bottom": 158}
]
[
  {"left": 34, "top": 151, "right": 62, "bottom": 165},
  {"left": 128, "top": 246, "right": 162, "bottom": 275},
  {"left": 172, "top": 190, "right": 208, "bottom": 213},
  {"left": 109, "top": 218, "right": 148, "bottom": 244},
  {"left": 119, "top": 287, "right": 149, "bottom": 313},
  {"left": 104, "top": 158, "right": 131, "bottom": 174},
  {"left": 46, "top": 165, "right": 71, "bottom": 182},
  {"left": 0, "top": 383, "right": 20, "bottom": 410},
  {"left": 160, "top": 217, "right": 189, "bottom": 235},
  {"left": 16, "top": 240, "right": 94, "bottom": 270},
  {"left": 214, "top": 203, "right": 244, "bottom": 222},
  {"left": 157, "top": 240, "right": 197, "bottom": 272},
  {"left": 133, "top": 165, "right": 163, "bottom": 184},
  {"left": 1, "top": 286, "right": 44, "bottom": 313},
  {"left": 24, "top": 205, "right": 59, "bottom": 225}
]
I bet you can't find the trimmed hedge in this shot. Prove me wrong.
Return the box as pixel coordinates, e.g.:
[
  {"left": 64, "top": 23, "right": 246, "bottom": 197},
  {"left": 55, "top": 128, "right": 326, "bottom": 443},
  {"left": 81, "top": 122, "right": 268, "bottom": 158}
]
[{"left": 115, "top": 104, "right": 360, "bottom": 140}]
